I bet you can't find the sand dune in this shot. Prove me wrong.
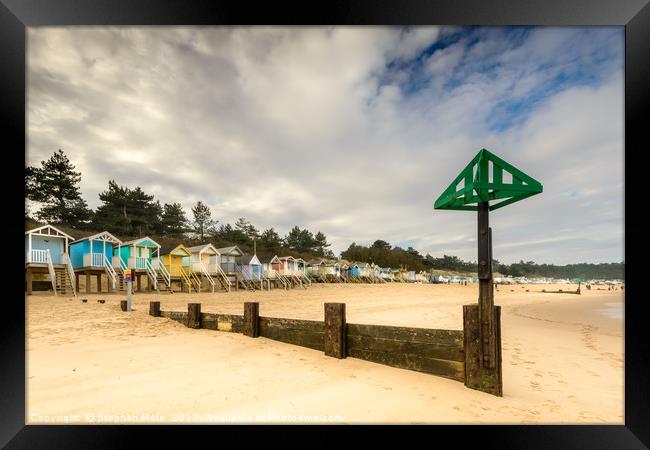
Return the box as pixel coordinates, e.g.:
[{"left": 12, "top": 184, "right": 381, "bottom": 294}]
[{"left": 26, "top": 283, "right": 623, "bottom": 424}]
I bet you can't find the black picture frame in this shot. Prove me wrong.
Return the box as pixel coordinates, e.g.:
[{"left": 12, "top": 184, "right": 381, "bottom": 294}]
[{"left": 2, "top": 0, "right": 647, "bottom": 447}]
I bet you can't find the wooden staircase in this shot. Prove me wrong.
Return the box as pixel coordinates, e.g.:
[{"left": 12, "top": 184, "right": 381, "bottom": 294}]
[
  {"left": 54, "top": 267, "right": 74, "bottom": 296},
  {"left": 156, "top": 272, "right": 174, "bottom": 294},
  {"left": 238, "top": 274, "right": 256, "bottom": 291}
]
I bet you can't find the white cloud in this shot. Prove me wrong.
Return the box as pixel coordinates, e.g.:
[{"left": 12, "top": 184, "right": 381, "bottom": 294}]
[{"left": 27, "top": 26, "right": 624, "bottom": 264}]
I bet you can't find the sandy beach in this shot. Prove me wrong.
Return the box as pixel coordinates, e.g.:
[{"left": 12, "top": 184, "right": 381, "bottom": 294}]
[{"left": 26, "top": 283, "right": 623, "bottom": 424}]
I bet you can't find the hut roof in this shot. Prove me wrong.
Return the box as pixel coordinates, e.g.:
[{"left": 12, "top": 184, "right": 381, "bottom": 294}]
[
  {"left": 121, "top": 236, "right": 160, "bottom": 248},
  {"left": 258, "top": 255, "right": 280, "bottom": 264},
  {"left": 240, "top": 255, "right": 261, "bottom": 265},
  {"left": 216, "top": 246, "right": 244, "bottom": 256},
  {"left": 25, "top": 224, "right": 74, "bottom": 240},
  {"left": 160, "top": 244, "right": 191, "bottom": 257},
  {"left": 72, "top": 231, "right": 122, "bottom": 245},
  {"left": 186, "top": 243, "right": 219, "bottom": 255}
]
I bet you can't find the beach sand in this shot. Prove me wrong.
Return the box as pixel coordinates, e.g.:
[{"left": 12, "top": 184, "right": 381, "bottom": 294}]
[{"left": 26, "top": 283, "right": 623, "bottom": 424}]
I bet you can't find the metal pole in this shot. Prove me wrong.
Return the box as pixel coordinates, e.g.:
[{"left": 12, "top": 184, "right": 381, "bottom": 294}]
[{"left": 127, "top": 278, "right": 132, "bottom": 311}]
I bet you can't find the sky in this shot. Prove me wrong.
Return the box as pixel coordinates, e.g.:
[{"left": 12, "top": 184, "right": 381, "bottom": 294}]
[{"left": 26, "top": 26, "right": 624, "bottom": 265}]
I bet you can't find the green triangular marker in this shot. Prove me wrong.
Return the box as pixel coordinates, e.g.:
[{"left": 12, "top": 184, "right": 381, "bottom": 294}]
[{"left": 434, "top": 148, "right": 543, "bottom": 211}]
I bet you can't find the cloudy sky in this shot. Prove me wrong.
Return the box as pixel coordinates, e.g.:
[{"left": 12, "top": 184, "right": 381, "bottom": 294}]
[{"left": 27, "top": 26, "right": 624, "bottom": 265}]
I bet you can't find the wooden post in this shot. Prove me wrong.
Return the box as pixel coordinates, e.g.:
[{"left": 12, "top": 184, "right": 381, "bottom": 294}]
[
  {"left": 96, "top": 274, "right": 102, "bottom": 293},
  {"left": 26, "top": 269, "right": 33, "bottom": 295},
  {"left": 85, "top": 273, "right": 91, "bottom": 294},
  {"left": 477, "top": 202, "right": 496, "bottom": 369},
  {"left": 137, "top": 274, "right": 142, "bottom": 292},
  {"left": 324, "top": 303, "right": 346, "bottom": 359},
  {"left": 75, "top": 274, "right": 80, "bottom": 293},
  {"left": 120, "top": 300, "right": 128, "bottom": 311},
  {"left": 149, "top": 301, "right": 160, "bottom": 317},
  {"left": 463, "top": 304, "right": 502, "bottom": 396},
  {"left": 244, "top": 302, "right": 259, "bottom": 337},
  {"left": 187, "top": 303, "right": 201, "bottom": 329}
]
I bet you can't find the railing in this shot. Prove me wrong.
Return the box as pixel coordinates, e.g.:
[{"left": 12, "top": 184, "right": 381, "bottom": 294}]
[
  {"left": 45, "top": 250, "right": 57, "bottom": 296},
  {"left": 214, "top": 264, "right": 232, "bottom": 292},
  {"left": 197, "top": 262, "right": 215, "bottom": 290},
  {"left": 157, "top": 259, "right": 171, "bottom": 289},
  {"left": 62, "top": 253, "right": 76, "bottom": 297},
  {"left": 135, "top": 257, "right": 147, "bottom": 270},
  {"left": 29, "top": 249, "right": 49, "bottom": 264},
  {"left": 145, "top": 259, "right": 158, "bottom": 290},
  {"left": 92, "top": 253, "right": 104, "bottom": 267},
  {"left": 119, "top": 257, "right": 128, "bottom": 273},
  {"left": 178, "top": 266, "right": 195, "bottom": 292},
  {"left": 103, "top": 255, "right": 117, "bottom": 289}
]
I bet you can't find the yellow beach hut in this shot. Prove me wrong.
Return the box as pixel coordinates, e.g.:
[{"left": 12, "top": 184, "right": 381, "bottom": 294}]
[{"left": 154, "top": 244, "right": 201, "bottom": 293}]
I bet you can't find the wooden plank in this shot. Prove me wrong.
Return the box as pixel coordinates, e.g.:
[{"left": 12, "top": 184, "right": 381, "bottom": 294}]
[
  {"left": 346, "top": 334, "right": 464, "bottom": 363},
  {"left": 200, "top": 313, "right": 218, "bottom": 330},
  {"left": 120, "top": 300, "right": 127, "bottom": 311},
  {"left": 346, "top": 347, "right": 465, "bottom": 382},
  {"left": 244, "top": 302, "right": 259, "bottom": 337},
  {"left": 215, "top": 314, "right": 244, "bottom": 333},
  {"left": 347, "top": 323, "right": 463, "bottom": 345},
  {"left": 324, "top": 303, "right": 346, "bottom": 358},
  {"left": 149, "top": 301, "right": 160, "bottom": 317},
  {"left": 258, "top": 324, "right": 324, "bottom": 351},
  {"left": 259, "top": 317, "right": 324, "bottom": 333},
  {"left": 187, "top": 303, "right": 201, "bottom": 329},
  {"left": 161, "top": 310, "right": 189, "bottom": 325}
]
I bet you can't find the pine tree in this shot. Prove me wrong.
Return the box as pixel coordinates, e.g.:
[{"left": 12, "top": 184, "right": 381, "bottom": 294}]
[
  {"left": 25, "top": 149, "right": 93, "bottom": 228},
  {"left": 94, "top": 180, "right": 161, "bottom": 236},
  {"left": 192, "top": 201, "right": 215, "bottom": 241},
  {"left": 260, "top": 227, "right": 283, "bottom": 252},
  {"left": 127, "top": 187, "right": 161, "bottom": 237},
  {"left": 161, "top": 203, "right": 189, "bottom": 238},
  {"left": 94, "top": 180, "right": 131, "bottom": 235},
  {"left": 234, "top": 217, "right": 260, "bottom": 241},
  {"left": 285, "top": 226, "right": 302, "bottom": 251},
  {"left": 314, "top": 231, "right": 331, "bottom": 256}
]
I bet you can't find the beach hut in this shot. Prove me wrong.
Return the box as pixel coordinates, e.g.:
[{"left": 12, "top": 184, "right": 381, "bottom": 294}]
[
  {"left": 307, "top": 258, "right": 325, "bottom": 272},
  {"left": 240, "top": 254, "right": 262, "bottom": 289},
  {"left": 259, "top": 255, "right": 290, "bottom": 289},
  {"left": 295, "top": 258, "right": 308, "bottom": 275},
  {"left": 69, "top": 231, "right": 122, "bottom": 292},
  {"left": 347, "top": 263, "right": 360, "bottom": 277},
  {"left": 259, "top": 255, "right": 281, "bottom": 274},
  {"left": 279, "top": 256, "right": 296, "bottom": 275},
  {"left": 113, "top": 236, "right": 161, "bottom": 292},
  {"left": 185, "top": 243, "right": 222, "bottom": 291},
  {"left": 323, "top": 260, "right": 341, "bottom": 278},
  {"left": 216, "top": 246, "right": 244, "bottom": 273},
  {"left": 151, "top": 244, "right": 200, "bottom": 293},
  {"left": 25, "top": 224, "right": 75, "bottom": 296}
]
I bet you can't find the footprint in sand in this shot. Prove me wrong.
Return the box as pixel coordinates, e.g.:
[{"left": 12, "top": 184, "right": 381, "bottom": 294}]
[
  {"left": 529, "top": 381, "right": 542, "bottom": 391},
  {"left": 534, "top": 371, "right": 543, "bottom": 378},
  {"left": 548, "top": 372, "right": 561, "bottom": 377},
  {"left": 557, "top": 380, "right": 568, "bottom": 385}
]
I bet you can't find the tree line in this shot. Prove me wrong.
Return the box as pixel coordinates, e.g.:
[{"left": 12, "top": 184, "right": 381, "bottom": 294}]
[
  {"left": 25, "top": 150, "right": 333, "bottom": 258},
  {"left": 341, "top": 242, "right": 624, "bottom": 280}
]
